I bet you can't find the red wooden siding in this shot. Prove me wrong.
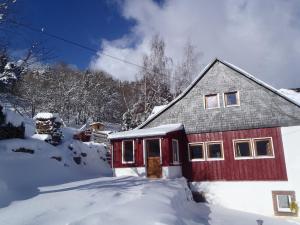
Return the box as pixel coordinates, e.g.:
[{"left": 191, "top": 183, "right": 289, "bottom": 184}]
[
  {"left": 112, "top": 132, "right": 183, "bottom": 168},
  {"left": 182, "top": 127, "right": 288, "bottom": 181}
]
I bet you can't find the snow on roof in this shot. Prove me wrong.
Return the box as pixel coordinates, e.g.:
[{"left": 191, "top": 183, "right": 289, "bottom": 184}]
[
  {"left": 138, "top": 58, "right": 300, "bottom": 128},
  {"left": 34, "top": 112, "right": 55, "bottom": 120},
  {"left": 152, "top": 105, "right": 167, "bottom": 115},
  {"left": 108, "top": 123, "right": 183, "bottom": 140},
  {"left": 33, "top": 113, "right": 63, "bottom": 123},
  {"left": 144, "top": 105, "right": 168, "bottom": 123},
  {"left": 278, "top": 89, "right": 300, "bottom": 105}
]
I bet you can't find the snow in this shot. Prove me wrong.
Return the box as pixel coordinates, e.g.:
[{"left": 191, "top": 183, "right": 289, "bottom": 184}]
[
  {"left": 33, "top": 112, "right": 55, "bottom": 120},
  {"left": 2, "top": 107, "right": 24, "bottom": 127},
  {"left": 108, "top": 123, "right": 183, "bottom": 139},
  {"left": 279, "top": 89, "right": 300, "bottom": 105},
  {"left": 32, "top": 134, "right": 52, "bottom": 141},
  {"left": 0, "top": 176, "right": 298, "bottom": 225}
]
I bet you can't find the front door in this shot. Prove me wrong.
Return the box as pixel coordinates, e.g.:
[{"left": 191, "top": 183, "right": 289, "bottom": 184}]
[{"left": 145, "top": 139, "right": 162, "bottom": 178}]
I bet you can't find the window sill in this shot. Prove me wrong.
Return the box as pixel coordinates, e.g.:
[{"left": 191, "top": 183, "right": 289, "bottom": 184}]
[
  {"left": 206, "top": 158, "right": 224, "bottom": 161},
  {"left": 122, "top": 161, "right": 135, "bottom": 164},
  {"left": 225, "top": 104, "right": 240, "bottom": 107},
  {"left": 189, "top": 159, "right": 205, "bottom": 162}
]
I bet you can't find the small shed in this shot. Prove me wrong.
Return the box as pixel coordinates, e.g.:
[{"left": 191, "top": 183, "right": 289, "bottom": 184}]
[
  {"left": 90, "top": 122, "right": 105, "bottom": 132},
  {"left": 108, "top": 123, "right": 184, "bottom": 179}
]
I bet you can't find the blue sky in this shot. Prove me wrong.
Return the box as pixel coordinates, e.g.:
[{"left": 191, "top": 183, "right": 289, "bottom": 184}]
[
  {"left": 5, "top": 0, "right": 300, "bottom": 88},
  {"left": 9, "top": 0, "right": 134, "bottom": 68}
]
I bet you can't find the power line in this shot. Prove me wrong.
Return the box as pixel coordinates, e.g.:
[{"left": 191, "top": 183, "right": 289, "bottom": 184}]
[{"left": 7, "top": 20, "right": 165, "bottom": 76}]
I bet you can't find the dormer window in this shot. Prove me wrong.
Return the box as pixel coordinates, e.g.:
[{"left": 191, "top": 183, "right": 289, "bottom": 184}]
[
  {"left": 224, "top": 91, "right": 240, "bottom": 106},
  {"left": 204, "top": 94, "right": 220, "bottom": 109}
]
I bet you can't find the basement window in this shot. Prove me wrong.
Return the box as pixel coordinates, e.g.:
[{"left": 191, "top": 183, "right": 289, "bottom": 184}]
[
  {"left": 204, "top": 94, "right": 220, "bottom": 109},
  {"left": 234, "top": 140, "right": 252, "bottom": 158},
  {"left": 254, "top": 138, "right": 274, "bottom": 157},
  {"left": 206, "top": 142, "right": 224, "bottom": 160},
  {"left": 272, "top": 191, "right": 297, "bottom": 216},
  {"left": 224, "top": 91, "right": 239, "bottom": 106},
  {"left": 172, "top": 139, "right": 180, "bottom": 164},
  {"left": 188, "top": 143, "right": 205, "bottom": 161},
  {"left": 122, "top": 140, "right": 134, "bottom": 163}
]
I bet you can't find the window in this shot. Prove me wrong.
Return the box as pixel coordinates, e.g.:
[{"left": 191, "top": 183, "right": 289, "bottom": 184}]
[
  {"left": 272, "top": 191, "right": 296, "bottom": 216},
  {"left": 254, "top": 138, "right": 274, "bottom": 157},
  {"left": 188, "top": 143, "right": 205, "bottom": 161},
  {"left": 234, "top": 140, "right": 252, "bottom": 158},
  {"left": 277, "top": 195, "right": 292, "bottom": 212},
  {"left": 207, "top": 142, "right": 223, "bottom": 159},
  {"left": 172, "top": 139, "right": 180, "bottom": 163},
  {"left": 224, "top": 91, "right": 239, "bottom": 106},
  {"left": 146, "top": 139, "right": 160, "bottom": 157},
  {"left": 122, "top": 140, "right": 134, "bottom": 163},
  {"left": 204, "top": 94, "right": 219, "bottom": 109}
]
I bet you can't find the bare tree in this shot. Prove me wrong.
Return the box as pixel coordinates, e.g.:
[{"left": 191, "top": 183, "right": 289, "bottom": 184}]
[{"left": 173, "top": 41, "right": 202, "bottom": 95}]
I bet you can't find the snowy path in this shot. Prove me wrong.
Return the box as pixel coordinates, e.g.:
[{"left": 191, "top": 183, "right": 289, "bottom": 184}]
[{"left": 0, "top": 177, "right": 299, "bottom": 225}]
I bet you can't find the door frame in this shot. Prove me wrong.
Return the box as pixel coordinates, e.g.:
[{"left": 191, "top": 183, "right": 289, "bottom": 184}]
[{"left": 143, "top": 138, "right": 162, "bottom": 176}]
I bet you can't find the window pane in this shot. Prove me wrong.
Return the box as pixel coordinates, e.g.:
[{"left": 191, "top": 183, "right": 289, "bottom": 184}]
[
  {"left": 235, "top": 141, "right": 251, "bottom": 157},
  {"left": 255, "top": 139, "right": 273, "bottom": 156},
  {"left": 205, "top": 94, "right": 218, "bottom": 108},
  {"left": 172, "top": 140, "right": 179, "bottom": 162},
  {"left": 147, "top": 139, "right": 160, "bottom": 157},
  {"left": 207, "top": 143, "right": 223, "bottom": 158},
  {"left": 189, "top": 144, "right": 204, "bottom": 160},
  {"left": 124, "top": 141, "right": 134, "bottom": 162},
  {"left": 278, "top": 195, "right": 290, "bottom": 209},
  {"left": 225, "top": 92, "right": 238, "bottom": 106}
]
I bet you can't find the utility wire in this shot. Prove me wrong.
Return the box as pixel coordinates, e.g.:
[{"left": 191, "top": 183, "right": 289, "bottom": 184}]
[{"left": 7, "top": 20, "right": 164, "bottom": 76}]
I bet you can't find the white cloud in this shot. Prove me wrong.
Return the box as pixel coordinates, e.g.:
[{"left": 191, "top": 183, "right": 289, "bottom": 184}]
[{"left": 90, "top": 0, "right": 300, "bottom": 88}]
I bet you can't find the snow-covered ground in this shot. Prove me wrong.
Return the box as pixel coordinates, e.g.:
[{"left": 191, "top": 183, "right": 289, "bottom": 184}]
[{"left": 0, "top": 176, "right": 298, "bottom": 225}]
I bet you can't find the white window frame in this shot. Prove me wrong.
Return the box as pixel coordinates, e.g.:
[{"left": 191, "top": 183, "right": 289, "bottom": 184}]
[
  {"left": 122, "top": 140, "right": 135, "bottom": 164},
  {"left": 277, "top": 195, "right": 292, "bottom": 212},
  {"left": 188, "top": 142, "right": 205, "bottom": 162},
  {"left": 206, "top": 141, "right": 225, "bottom": 161},
  {"left": 233, "top": 138, "right": 253, "bottom": 160},
  {"left": 232, "top": 137, "right": 275, "bottom": 160},
  {"left": 253, "top": 137, "right": 275, "bottom": 159},
  {"left": 172, "top": 139, "right": 180, "bottom": 164},
  {"left": 223, "top": 91, "right": 240, "bottom": 107},
  {"left": 204, "top": 93, "right": 220, "bottom": 109}
]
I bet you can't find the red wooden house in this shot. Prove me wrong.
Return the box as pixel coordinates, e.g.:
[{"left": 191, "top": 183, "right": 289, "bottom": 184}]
[{"left": 108, "top": 58, "right": 300, "bottom": 217}]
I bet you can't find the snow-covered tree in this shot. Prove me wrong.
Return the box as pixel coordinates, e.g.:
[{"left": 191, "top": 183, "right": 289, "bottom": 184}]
[
  {"left": 173, "top": 41, "right": 202, "bottom": 95},
  {"left": 123, "top": 35, "right": 173, "bottom": 129}
]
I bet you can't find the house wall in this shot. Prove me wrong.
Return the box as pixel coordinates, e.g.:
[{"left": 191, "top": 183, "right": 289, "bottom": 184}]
[
  {"left": 182, "top": 127, "right": 288, "bottom": 181},
  {"left": 189, "top": 126, "right": 300, "bottom": 217},
  {"left": 189, "top": 180, "right": 292, "bottom": 216},
  {"left": 281, "top": 126, "right": 300, "bottom": 202},
  {"left": 143, "top": 61, "right": 300, "bottom": 133}
]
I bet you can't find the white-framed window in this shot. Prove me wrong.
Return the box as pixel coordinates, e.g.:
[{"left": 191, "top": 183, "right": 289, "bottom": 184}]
[
  {"left": 272, "top": 191, "right": 296, "bottom": 215},
  {"left": 188, "top": 143, "right": 205, "bottom": 161},
  {"left": 233, "top": 137, "right": 274, "bottom": 160},
  {"left": 224, "top": 91, "right": 240, "bottom": 107},
  {"left": 122, "top": 140, "right": 134, "bottom": 163},
  {"left": 206, "top": 141, "right": 224, "bottom": 160},
  {"left": 204, "top": 94, "right": 220, "bottom": 109},
  {"left": 233, "top": 139, "right": 252, "bottom": 159},
  {"left": 253, "top": 138, "right": 274, "bottom": 158},
  {"left": 172, "top": 139, "right": 180, "bottom": 164},
  {"left": 277, "top": 195, "right": 292, "bottom": 212}
]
